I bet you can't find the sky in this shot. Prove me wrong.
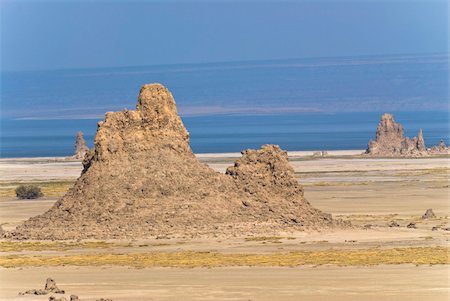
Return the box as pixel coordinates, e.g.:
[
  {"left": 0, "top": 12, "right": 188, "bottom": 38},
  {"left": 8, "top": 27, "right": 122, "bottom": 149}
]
[{"left": 1, "top": 0, "right": 449, "bottom": 72}]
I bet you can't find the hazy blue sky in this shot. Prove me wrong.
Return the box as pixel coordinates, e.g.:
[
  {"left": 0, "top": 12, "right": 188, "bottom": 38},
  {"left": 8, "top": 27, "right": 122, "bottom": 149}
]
[{"left": 1, "top": 0, "right": 448, "bottom": 72}]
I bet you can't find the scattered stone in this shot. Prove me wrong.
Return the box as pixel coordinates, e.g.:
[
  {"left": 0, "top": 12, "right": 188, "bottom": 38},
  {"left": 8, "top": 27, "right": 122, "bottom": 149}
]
[
  {"left": 20, "top": 278, "right": 64, "bottom": 295},
  {"left": 431, "top": 226, "right": 439, "bottom": 231},
  {"left": 422, "top": 209, "right": 436, "bottom": 219},
  {"left": 363, "top": 224, "right": 372, "bottom": 229},
  {"left": 407, "top": 222, "right": 416, "bottom": 229},
  {"left": 388, "top": 221, "right": 400, "bottom": 227},
  {"left": 73, "top": 131, "right": 89, "bottom": 160},
  {"left": 70, "top": 295, "right": 79, "bottom": 301},
  {"left": 49, "top": 297, "right": 68, "bottom": 301},
  {"left": 10, "top": 84, "right": 347, "bottom": 240},
  {"left": 365, "top": 113, "right": 448, "bottom": 157},
  {"left": 20, "top": 289, "right": 48, "bottom": 296}
]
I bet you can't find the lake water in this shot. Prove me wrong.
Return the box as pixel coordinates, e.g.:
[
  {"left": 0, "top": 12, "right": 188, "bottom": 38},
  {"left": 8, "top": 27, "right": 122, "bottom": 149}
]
[
  {"left": 1, "top": 112, "right": 448, "bottom": 157},
  {"left": 1, "top": 54, "right": 448, "bottom": 157}
]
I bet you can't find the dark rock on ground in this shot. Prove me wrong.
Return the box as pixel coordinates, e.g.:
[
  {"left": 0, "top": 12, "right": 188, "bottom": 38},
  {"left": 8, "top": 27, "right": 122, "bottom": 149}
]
[
  {"left": 20, "top": 278, "right": 64, "bottom": 295},
  {"left": 407, "top": 222, "right": 416, "bottom": 229},
  {"left": 422, "top": 209, "right": 436, "bottom": 219},
  {"left": 388, "top": 221, "right": 400, "bottom": 227},
  {"left": 49, "top": 297, "right": 67, "bottom": 301}
]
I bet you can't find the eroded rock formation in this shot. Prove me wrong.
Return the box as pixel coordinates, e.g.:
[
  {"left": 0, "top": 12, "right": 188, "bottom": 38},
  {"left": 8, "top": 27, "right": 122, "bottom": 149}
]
[
  {"left": 10, "top": 84, "right": 344, "bottom": 240},
  {"left": 73, "top": 131, "right": 89, "bottom": 159},
  {"left": 429, "top": 139, "right": 448, "bottom": 155},
  {"left": 365, "top": 113, "right": 448, "bottom": 157},
  {"left": 20, "top": 278, "right": 65, "bottom": 295}
]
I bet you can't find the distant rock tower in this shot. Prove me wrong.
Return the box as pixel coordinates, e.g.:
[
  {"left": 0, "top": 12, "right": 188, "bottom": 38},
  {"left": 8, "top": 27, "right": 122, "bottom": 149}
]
[
  {"left": 73, "top": 131, "right": 89, "bottom": 159},
  {"left": 366, "top": 114, "right": 448, "bottom": 157},
  {"left": 417, "top": 129, "right": 426, "bottom": 152},
  {"left": 366, "top": 114, "right": 425, "bottom": 156}
]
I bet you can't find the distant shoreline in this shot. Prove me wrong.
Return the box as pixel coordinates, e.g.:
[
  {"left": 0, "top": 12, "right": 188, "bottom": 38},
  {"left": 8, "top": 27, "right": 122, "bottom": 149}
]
[
  {"left": 3, "top": 149, "right": 450, "bottom": 162},
  {"left": 0, "top": 149, "right": 366, "bottom": 161}
]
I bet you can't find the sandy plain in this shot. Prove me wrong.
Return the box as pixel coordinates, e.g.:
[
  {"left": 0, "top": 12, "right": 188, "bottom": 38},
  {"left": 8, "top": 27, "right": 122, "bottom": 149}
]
[{"left": 0, "top": 152, "right": 449, "bottom": 301}]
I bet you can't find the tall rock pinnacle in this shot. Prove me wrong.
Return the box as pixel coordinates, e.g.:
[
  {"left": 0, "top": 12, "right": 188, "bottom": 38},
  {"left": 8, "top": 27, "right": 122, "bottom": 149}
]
[
  {"left": 10, "top": 83, "right": 344, "bottom": 240},
  {"left": 73, "top": 131, "right": 89, "bottom": 159},
  {"left": 366, "top": 113, "right": 447, "bottom": 157},
  {"left": 417, "top": 129, "right": 426, "bottom": 152}
]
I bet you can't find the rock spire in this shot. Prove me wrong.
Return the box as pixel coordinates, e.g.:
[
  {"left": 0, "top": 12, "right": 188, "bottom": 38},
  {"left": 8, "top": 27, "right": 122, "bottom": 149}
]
[
  {"left": 10, "top": 84, "right": 343, "bottom": 240},
  {"left": 365, "top": 113, "right": 448, "bottom": 157},
  {"left": 73, "top": 131, "right": 89, "bottom": 159}
]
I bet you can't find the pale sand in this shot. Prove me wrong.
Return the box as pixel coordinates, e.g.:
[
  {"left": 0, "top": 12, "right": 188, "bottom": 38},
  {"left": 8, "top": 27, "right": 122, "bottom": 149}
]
[
  {"left": 1, "top": 266, "right": 449, "bottom": 301},
  {"left": 0, "top": 154, "right": 449, "bottom": 300}
]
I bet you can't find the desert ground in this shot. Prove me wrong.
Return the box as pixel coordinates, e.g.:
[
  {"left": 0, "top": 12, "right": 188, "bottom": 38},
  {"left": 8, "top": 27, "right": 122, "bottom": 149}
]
[{"left": 0, "top": 151, "right": 449, "bottom": 301}]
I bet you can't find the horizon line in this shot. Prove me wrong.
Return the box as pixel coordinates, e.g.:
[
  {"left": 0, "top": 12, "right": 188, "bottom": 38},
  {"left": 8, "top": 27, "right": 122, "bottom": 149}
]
[
  {"left": 2, "top": 51, "right": 448, "bottom": 74},
  {"left": 6, "top": 109, "right": 450, "bottom": 122}
]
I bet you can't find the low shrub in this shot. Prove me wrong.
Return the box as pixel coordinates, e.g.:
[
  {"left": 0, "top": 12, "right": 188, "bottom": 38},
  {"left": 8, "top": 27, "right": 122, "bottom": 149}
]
[{"left": 15, "top": 185, "right": 43, "bottom": 199}]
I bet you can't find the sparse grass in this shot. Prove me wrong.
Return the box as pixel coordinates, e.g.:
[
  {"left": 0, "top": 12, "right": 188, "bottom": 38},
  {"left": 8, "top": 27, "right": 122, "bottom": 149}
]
[
  {"left": 0, "top": 247, "right": 447, "bottom": 268},
  {"left": 153, "top": 243, "right": 171, "bottom": 247},
  {"left": 296, "top": 168, "right": 449, "bottom": 180},
  {"left": 395, "top": 168, "right": 449, "bottom": 177},
  {"left": 244, "top": 236, "right": 295, "bottom": 243},
  {"left": 0, "top": 241, "right": 114, "bottom": 252},
  {"left": 429, "top": 184, "right": 450, "bottom": 189},
  {"left": 0, "top": 181, "right": 75, "bottom": 198}
]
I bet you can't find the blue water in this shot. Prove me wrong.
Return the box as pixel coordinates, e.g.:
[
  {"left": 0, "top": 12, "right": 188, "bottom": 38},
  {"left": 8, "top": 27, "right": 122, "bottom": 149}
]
[
  {"left": 1, "top": 112, "right": 448, "bottom": 157},
  {"left": 0, "top": 54, "right": 449, "bottom": 157}
]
